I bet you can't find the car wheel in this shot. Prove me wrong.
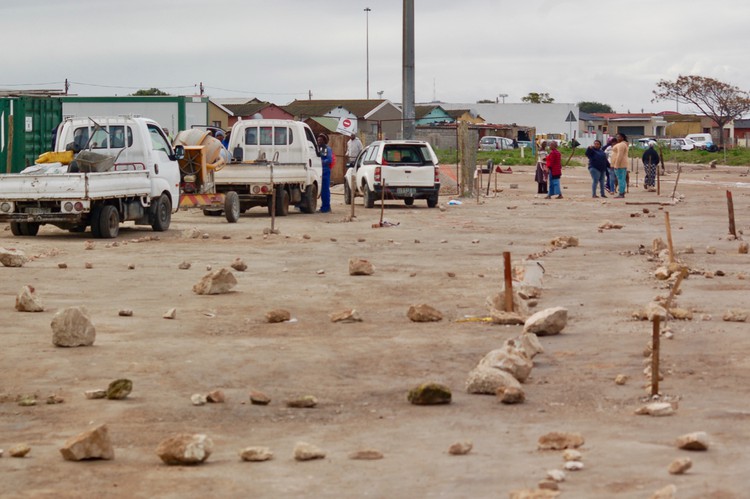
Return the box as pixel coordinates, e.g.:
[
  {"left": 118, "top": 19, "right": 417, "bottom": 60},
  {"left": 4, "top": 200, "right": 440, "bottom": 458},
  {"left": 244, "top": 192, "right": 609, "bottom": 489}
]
[
  {"left": 224, "top": 191, "right": 240, "bottom": 223},
  {"left": 151, "top": 194, "right": 172, "bottom": 232},
  {"left": 10, "top": 222, "right": 23, "bottom": 236},
  {"left": 363, "top": 183, "right": 375, "bottom": 209},
  {"left": 98, "top": 205, "right": 120, "bottom": 239},
  {"left": 90, "top": 205, "right": 103, "bottom": 238},
  {"left": 344, "top": 182, "right": 352, "bottom": 205},
  {"left": 404, "top": 197, "right": 414, "bottom": 206},
  {"left": 268, "top": 188, "right": 290, "bottom": 216},
  {"left": 301, "top": 183, "right": 318, "bottom": 213},
  {"left": 427, "top": 194, "right": 439, "bottom": 208}
]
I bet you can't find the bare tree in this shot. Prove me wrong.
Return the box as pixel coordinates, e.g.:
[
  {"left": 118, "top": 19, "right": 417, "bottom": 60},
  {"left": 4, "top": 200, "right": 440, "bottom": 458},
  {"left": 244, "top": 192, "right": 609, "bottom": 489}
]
[{"left": 653, "top": 75, "right": 750, "bottom": 148}]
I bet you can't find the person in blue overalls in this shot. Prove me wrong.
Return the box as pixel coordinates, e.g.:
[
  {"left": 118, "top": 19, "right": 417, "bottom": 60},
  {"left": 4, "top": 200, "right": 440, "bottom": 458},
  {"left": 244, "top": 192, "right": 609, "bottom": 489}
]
[{"left": 317, "top": 133, "right": 333, "bottom": 213}]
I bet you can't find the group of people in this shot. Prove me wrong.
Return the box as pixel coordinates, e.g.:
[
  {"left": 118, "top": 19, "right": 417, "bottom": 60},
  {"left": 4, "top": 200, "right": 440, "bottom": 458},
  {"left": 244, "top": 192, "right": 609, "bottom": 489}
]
[{"left": 536, "top": 133, "right": 660, "bottom": 200}]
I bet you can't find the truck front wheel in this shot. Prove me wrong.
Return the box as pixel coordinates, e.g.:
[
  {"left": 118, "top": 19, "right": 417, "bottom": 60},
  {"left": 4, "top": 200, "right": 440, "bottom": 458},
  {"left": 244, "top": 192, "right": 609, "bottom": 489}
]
[
  {"left": 151, "top": 194, "right": 172, "bottom": 232},
  {"left": 98, "top": 205, "right": 120, "bottom": 239}
]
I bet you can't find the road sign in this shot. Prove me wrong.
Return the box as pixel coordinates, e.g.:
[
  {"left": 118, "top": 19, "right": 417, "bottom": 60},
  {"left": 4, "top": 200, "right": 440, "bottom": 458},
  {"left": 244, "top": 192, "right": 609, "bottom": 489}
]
[
  {"left": 336, "top": 116, "right": 357, "bottom": 135},
  {"left": 565, "top": 111, "right": 577, "bottom": 122}
]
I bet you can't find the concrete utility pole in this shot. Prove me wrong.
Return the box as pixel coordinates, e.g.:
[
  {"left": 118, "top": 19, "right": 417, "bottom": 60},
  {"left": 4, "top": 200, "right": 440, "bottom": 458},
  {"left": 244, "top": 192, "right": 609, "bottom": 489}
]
[
  {"left": 365, "top": 7, "right": 371, "bottom": 100},
  {"left": 402, "top": 0, "right": 415, "bottom": 140}
]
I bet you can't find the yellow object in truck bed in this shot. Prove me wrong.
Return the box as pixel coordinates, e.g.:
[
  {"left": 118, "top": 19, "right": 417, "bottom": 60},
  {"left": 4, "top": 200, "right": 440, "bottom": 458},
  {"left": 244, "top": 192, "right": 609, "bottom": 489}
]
[{"left": 36, "top": 151, "right": 74, "bottom": 165}]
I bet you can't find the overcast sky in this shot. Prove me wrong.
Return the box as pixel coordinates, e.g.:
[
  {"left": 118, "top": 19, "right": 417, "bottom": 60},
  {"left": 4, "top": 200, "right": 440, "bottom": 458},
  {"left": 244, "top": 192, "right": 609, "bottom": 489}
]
[{"left": 2, "top": 0, "right": 749, "bottom": 114}]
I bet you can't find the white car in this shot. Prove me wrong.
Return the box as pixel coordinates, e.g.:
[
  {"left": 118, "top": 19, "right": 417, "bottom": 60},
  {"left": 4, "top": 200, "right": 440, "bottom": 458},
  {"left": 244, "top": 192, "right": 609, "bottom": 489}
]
[
  {"left": 479, "top": 136, "right": 513, "bottom": 151},
  {"left": 344, "top": 140, "right": 440, "bottom": 208},
  {"left": 669, "top": 138, "right": 696, "bottom": 151}
]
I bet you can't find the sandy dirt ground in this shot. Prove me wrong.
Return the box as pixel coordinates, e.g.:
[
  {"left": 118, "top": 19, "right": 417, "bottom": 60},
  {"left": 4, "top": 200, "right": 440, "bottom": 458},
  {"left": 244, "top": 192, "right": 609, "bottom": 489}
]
[{"left": 1, "top": 162, "right": 749, "bottom": 498}]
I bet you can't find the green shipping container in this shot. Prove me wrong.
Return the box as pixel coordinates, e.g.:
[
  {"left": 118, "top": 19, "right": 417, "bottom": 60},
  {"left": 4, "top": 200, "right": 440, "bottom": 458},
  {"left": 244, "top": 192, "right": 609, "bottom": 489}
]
[{"left": 0, "top": 96, "right": 63, "bottom": 174}]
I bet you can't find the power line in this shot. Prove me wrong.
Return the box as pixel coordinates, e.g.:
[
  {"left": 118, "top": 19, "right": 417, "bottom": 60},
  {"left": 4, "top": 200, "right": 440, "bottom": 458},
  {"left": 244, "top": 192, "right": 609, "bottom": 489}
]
[
  {"left": 69, "top": 81, "right": 196, "bottom": 90},
  {"left": 0, "top": 81, "right": 63, "bottom": 87},
  {"left": 205, "top": 85, "right": 307, "bottom": 96}
]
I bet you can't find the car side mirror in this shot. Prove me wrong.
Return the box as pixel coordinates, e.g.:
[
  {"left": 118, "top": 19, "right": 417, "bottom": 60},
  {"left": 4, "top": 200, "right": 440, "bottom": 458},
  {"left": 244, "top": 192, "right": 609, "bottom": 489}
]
[{"left": 172, "top": 145, "right": 185, "bottom": 161}]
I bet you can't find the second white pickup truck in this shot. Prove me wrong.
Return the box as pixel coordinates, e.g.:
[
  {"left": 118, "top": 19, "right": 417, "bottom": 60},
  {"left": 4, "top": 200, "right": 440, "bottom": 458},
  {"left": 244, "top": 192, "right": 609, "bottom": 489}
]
[
  {"left": 0, "top": 116, "right": 182, "bottom": 238},
  {"left": 214, "top": 119, "right": 323, "bottom": 216}
]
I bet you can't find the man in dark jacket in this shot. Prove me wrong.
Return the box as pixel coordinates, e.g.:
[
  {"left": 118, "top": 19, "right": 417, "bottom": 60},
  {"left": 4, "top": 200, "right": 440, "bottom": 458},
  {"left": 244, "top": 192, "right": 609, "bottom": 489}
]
[
  {"left": 642, "top": 141, "right": 660, "bottom": 190},
  {"left": 585, "top": 140, "right": 608, "bottom": 198}
]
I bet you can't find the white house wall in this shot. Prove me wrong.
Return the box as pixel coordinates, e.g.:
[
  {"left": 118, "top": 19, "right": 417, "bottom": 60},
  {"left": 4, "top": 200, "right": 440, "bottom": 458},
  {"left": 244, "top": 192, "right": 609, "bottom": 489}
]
[{"left": 441, "top": 103, "right": 579, "bottom": 137}]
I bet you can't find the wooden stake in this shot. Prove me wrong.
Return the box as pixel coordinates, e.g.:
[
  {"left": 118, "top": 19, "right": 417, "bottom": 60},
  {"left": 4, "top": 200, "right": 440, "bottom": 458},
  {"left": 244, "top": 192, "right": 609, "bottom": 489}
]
[
  {"left": 665, "top": 212, "right": 675, "bottom": 264},
  {"left": 503, "top": 252, "right": 513, "bottom": 312},
  {"left": 349, "top": 172, "right": 356, "bottom": 219},
  {"left": 727, "top": 190, "right": 737, "bottom": 237},
  {"left": 671, "top": 164, "right": 682, "bottom": 201},
  {"left": 651, "top": 316, "right": 660, "bottom": 396},
  {"left": 379, "top": 180, "right": 386, "bottom": 226},
  {"left": 664, "top": 268, "right": 687, "bottom": 313}
]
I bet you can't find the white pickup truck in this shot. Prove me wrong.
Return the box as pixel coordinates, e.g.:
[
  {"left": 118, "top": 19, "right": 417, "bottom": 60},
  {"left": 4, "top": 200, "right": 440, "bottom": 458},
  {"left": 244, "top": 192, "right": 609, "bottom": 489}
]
[
  {"left": 344, "top": 140, "right": 440, "bottom": 208},
  {"left": 215, "top": 119, "right": 322, "bottom": 216},
  {"left": 0, "top": 116, "right": 181, "bottom": 238}
]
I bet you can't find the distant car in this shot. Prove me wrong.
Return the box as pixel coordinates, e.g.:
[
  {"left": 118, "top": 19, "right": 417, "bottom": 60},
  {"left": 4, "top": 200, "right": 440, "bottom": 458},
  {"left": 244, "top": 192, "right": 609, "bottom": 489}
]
[
  {"left": 684, "top": 133, "right": 714, "bottom": 150},
  {"left": 479, "top": 136, "right": 513, "bottom": 151},
  {"left": 668, "top": 138, "right": 696, "bottom": 151},
  {"left": 636, "top": 138, "right": 658, "bottom": 149}
]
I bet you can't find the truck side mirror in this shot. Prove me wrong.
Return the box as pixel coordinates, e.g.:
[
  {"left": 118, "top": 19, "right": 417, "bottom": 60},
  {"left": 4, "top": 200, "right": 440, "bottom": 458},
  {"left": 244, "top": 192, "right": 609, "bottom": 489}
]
[{"left": 172, "top": 145, "right": 185, "bottom": 161}]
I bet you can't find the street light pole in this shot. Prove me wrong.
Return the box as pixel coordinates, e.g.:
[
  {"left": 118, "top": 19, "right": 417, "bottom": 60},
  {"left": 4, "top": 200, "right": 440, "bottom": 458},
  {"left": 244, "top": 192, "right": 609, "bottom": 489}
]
[
  {"left": 498, "top": 93, "right": 508, "bottom": 104},
  {"left": 365, "top": 7, "right": 371, "bottom": 100}
]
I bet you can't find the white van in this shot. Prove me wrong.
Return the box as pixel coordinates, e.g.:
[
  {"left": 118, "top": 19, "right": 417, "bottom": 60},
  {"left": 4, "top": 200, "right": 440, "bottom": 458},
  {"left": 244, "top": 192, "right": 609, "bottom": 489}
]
[
  {"left": 479, "top": 136, "right": 513, "bottom": 151},
  {"left": 684, "top": 133, "right": 714, "bottom": 150}
]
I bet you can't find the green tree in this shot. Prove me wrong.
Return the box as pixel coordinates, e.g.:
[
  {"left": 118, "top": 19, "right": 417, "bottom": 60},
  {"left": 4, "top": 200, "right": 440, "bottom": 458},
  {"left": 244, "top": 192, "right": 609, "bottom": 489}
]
[
  {"left": 476, "top": 99, "right": 495, "bottom": 103},
  {"left": 653, "top": 75, "right": 750, "bottom": 148},
  {"left": 578, "top": 101, "right": 614, "bottom": 113},
  {"left": 131, "top": 88, "right": 170, "bottom": 96},
  {"left": 521, "top": 92, "right": 554, "bottom": 104}
]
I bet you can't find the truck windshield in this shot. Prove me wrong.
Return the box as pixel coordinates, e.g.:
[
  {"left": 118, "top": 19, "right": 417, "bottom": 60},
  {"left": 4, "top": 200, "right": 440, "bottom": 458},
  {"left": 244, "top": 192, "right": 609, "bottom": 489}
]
[{"left": 148, "top": 125, "right": 172, "bottom": 155}]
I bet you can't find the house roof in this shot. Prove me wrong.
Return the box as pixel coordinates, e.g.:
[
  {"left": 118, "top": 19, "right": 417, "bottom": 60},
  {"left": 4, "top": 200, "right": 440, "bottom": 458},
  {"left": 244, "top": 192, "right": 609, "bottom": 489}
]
[
  {"left": 284, "top": 99, "right": 388, "bottom": 118},
  {"left": 592, "top": 113, "right": 658, "bottom": 120},
  {"left": 734, "top": 119, "right": 750, "bottom": 128},
  {"left": 414, "top": 105, "right": 451, "bottom": 119},
  {"left": 579, "top": 111, "right": 606, "bottom": 122},
  {"left": 446, "top": 109, "right": 471, "bottom": 119},
  {"left": 224, "top": 101, "right": 274, "bottom": 117}
]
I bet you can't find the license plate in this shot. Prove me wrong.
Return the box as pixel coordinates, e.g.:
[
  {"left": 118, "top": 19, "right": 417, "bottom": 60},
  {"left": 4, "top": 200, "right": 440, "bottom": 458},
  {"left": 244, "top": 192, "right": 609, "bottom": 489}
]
[
  {"left": 396, "top": 188, "right": 416, "bottom": 196},
  {"left": 25, "top": 207, "right": 51, "bottom": 215}
]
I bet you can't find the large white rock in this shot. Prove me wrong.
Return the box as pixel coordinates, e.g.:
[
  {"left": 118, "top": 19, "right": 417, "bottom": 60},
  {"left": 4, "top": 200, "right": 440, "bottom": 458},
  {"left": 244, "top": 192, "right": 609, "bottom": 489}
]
[
  {"left": 505, "top": 333, "right": 544, "bottom": 359},
  {"left": 0, "top": 247, "right": 27, "bottom": 267},
  {"left": 348, "top": 257, "right": 375, "bottom": 276},
  {"left": 51, "top": 307, "right": 95, "bottom": 347},
  {"left": 293, "top": 442, "right": 326, "bottom": 461},
  {"left": 15, "top": 285, "right": 44, "bottom": 312},
  {"left": 192, "top": 268, "right": 237, "bottom": 295},
  {"left": 59, "top": 424, "right": 114, "bottom": 461},
  {"left": 479, "top": 345, "right": 533, "bottom": 383},
  {"left": 465, "top": 366, "right": 522, "bottom": 394},
  {"left": 523, "top": 307, "right": 568, "bottom": 336}
]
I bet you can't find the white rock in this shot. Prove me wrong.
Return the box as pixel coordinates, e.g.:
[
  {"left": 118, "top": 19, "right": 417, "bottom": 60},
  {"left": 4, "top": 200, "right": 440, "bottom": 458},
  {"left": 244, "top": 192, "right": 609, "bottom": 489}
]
[
  {"left": 239, "top": 446, "right": 273, "bottom": 462},
  {"left": 562, "top": 449, "right": 582, "bottom": 462},
  {"left": 191, "top": 394, "right": 207, "bottom": 406},
  {"left": 0, "top": 247, "right": 27, "bottom": 267},
  {"left": 59, "top": 424, "right": 114, "bottom": 461},
  {"left": 564, "top": 461, "right": 584, "bottom": 471},
  {"left": 163, "top": 308, "right": 177, "bottom": 319},
  {"left": 668, "top": 457, "right": 692, "bottom": 475},
  {"left": 15, "top": 285, "right": 44, "bottom": 312},
  {"left": 650, "top": 484, "right": 677, "bottom": 499},
  {"left": 546, "top": 469, "right": 566, "bottom": 482},
  {"left": 348, "top": 257, "right": 375, "bottom": 276},
  {"left": 635, "top": 402, "right": 675, "bottom": 417},
  {"left": 192, "top": 268, "right": 237, "bottom": 295},
  {"left": 156, "top": 434, "right": 213, "bottom": 465},
  {"left": 676, "top": 432, "right": 709, "bottom": 451},
  {"left": 293, "top": 442, "right": 326, "bottom": 461},
  {"left": 465, "top": 366, "right": 521, "bottom": 394},
  {"left": 51, "top": 307, "right": 96, "bottom": 347},
  {"left": 479, "top": 345, "right": 533, "bottom": 383},
  {"left": 523, "top": 307, "right": 568, "bottom": 336}
]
